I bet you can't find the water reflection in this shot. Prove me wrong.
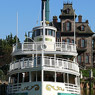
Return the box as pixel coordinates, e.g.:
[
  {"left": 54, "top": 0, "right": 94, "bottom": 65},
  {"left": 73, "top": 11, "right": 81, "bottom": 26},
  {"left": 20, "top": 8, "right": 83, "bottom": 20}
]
[{"left": 81, "top": 89, "right": 95, "bottom": 95}]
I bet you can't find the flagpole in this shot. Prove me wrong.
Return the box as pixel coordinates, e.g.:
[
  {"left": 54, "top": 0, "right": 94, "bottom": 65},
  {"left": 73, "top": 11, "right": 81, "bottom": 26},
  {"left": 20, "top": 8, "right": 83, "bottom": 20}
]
[
  {"left": 74, "top": 10, "right": 76, "bottom": 44},
  {"left": 16, "top": 12, "right": 18, "bottom": 45}
]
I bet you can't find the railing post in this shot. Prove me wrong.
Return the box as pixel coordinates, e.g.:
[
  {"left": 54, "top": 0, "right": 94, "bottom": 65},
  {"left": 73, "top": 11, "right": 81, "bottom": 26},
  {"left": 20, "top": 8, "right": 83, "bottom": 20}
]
[
  {"left": 19, "top": 60, "right": 21, "bottom": 69},
  {"left": 23, "top": 58, "right": 24, "bottom": 68},
  {"left": 74, "top": 45, "right": 76, "bottom": 52},
  {"left": 28, "top": 58, "right": 29, "bottom": 68},
  {"left": 71, "top": 45, "right": 73, "bottom": 52},
  {"left": 67, "top": 61, "right": 68, "bottom": 69},
  {"left": 61, "top": 42, "right": 62, "bottom": 51},
  {"left": 65, "top": 44, "right": 67, "bottom": 51},
  {"left": 62, "top": 60, "right": 64, "bottom": 68},
  {"left": 54, "top": 43, "right": 56, "bottom": 51},
  {"left": 50, "top": 58, "right": 51, "bottom": 67}
]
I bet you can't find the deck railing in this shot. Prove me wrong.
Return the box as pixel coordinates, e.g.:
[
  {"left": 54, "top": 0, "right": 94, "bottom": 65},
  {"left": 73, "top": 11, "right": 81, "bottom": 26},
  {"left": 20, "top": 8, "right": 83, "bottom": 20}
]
[
  {"left": 7, "top": 83, "right": 21, "bottom": 93},
  {"left": 9, "top": 56, "right": 79, "bottom": 72},
  {"left": 7, "top": 82, "right": 80, "bottom": 94},
  {"left": 13, "top": 42, "right": 77, "bottom": 53},
  {"left": 65, "top": 83, "right": 80, "bottom": 94}
]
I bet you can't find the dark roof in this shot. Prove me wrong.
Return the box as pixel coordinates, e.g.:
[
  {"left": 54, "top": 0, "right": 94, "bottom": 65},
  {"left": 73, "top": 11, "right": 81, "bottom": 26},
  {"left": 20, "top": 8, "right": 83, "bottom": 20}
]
[
  {"left": 59, "top": 3, "right": 77, "bottom": 19},
  {"left": 76, "top": 23, "right": 93, "bottom": 34}
]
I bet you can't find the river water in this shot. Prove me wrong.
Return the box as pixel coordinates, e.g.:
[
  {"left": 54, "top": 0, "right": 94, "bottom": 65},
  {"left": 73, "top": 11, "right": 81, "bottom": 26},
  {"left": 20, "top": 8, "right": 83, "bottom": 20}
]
[{"left": 81, "top": 89, "right": 95, "bottom": 95}]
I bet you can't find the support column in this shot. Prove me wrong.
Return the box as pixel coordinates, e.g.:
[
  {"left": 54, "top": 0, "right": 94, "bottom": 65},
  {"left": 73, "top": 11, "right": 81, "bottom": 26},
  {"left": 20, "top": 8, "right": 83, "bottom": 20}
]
[
  {"left": 17, "top": 73, "right": 19, "bottom": 83},
  {"left": 29, "top": 72, "right": 31, "bottom": 82},
  {"left": 41, "top": 70, "right": 44, "bottom": 95}
]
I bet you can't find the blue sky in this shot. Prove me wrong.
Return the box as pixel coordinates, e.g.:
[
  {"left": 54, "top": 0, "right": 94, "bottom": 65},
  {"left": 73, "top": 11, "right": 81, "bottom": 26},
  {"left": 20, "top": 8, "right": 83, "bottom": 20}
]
[{"left": 0, "top": 0, "right": 95, "bottom": 42}]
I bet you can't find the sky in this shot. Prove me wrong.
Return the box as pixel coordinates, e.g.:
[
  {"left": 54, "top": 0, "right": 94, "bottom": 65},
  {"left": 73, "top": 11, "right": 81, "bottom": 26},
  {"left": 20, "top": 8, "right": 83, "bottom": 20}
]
[{"left": 0, "top": 0, "right": 95, "bottom": 42}]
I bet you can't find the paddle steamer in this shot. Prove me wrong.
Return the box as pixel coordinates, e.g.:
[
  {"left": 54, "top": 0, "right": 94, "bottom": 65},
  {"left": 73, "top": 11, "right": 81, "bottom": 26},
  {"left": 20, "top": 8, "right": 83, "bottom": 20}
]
[{"left": 7, "top": 0, "right": 80, "bottom": 95}]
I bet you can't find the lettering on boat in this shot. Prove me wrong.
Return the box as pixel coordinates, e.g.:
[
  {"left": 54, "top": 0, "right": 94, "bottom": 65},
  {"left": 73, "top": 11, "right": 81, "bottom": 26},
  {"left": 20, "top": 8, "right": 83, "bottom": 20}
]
[
  {"left": 22, "top": 84, "right": 40, "bottom": 91},
  {"left": 46, "top": 84, "right": 64, "bottom": 91}
]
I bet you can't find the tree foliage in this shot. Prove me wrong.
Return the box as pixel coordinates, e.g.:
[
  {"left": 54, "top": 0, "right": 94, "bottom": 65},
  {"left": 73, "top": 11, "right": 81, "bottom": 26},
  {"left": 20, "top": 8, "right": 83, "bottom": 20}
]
[{"left": 0, "top": 33, "right": 20, "bottom": 75}]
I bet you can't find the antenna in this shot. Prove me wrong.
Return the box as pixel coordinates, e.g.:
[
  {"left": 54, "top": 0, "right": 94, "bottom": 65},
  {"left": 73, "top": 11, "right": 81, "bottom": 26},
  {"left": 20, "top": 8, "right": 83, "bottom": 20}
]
[{"left": 16, "top": 12, "right": 18, "bottom": 45}]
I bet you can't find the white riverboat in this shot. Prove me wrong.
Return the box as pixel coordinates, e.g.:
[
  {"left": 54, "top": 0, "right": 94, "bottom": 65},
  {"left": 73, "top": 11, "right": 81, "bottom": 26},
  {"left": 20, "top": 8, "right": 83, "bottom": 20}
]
[{"left": 7, "top": 0, "right": 80, "bottom": 95}]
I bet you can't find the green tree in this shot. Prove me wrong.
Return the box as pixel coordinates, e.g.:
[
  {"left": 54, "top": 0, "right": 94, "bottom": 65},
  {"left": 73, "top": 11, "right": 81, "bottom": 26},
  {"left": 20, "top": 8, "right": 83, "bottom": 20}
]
[{"left": 0, "top": 33, "right": 20, "bottom": 75}]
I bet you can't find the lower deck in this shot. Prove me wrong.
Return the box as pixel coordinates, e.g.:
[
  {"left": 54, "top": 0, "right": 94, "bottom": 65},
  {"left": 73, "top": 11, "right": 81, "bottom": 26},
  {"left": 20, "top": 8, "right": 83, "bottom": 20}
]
[
  {"left": 7, "top": 82, "right": 80, "bottom": 95},
  {"left": 8, "top": 70, "right": 80, "bottom": 95}
]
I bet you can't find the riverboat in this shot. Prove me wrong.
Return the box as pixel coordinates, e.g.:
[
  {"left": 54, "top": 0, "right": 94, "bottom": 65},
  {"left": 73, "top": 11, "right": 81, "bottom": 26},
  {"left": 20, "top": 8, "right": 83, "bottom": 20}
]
[{"left": 7, "top": 0, "right": 80, "bottom": 95}]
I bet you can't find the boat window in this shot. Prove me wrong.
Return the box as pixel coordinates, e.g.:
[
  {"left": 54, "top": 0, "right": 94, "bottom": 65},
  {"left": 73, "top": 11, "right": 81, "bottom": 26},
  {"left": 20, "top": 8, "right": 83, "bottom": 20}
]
[
  {"left": 69, "top": 74, "right": 76, "bottom": 84},
  {"left": 52, "top": 30, "right": 55, "bottom": 37},
  {"left": 56, "top": 72, "right": 64, "bottom": 82},
  {"left": 11, "top": 74, "right": 18, "bottom": 84},
  {"left": 44, "top": 71, "right": 55, "bottom": 82},
  {"left": 48, "top": 29, "right": 52, "bottom": 36},
  {"left": 34, "top": 31, "right": 36, "bottom": 37},
  {"left": 31, "top": 71, "right": 36, "bottom": 82},
  {"left": 37, "top": 71, "right": 41, "bottom": 81},
  {"left": 19, "top": 73, "right": 23, "bottom": 83},
  {"left": 37, "top": 57, "right": 41, "bottom": 65},
  {"left": 45, "top": 29, "right": 48, "bottom": 35},
  {"left": 36, "top": 29, "right": 40, "bottom": 36},
  {"left": 24, "top": 72, "right": 29, "bottom": 82},
  {"left": 65, "top": 73, "right": 67, "bottom": 83},
  {"left": 40, "top": 29, "right": 43, "bottom": 35}
]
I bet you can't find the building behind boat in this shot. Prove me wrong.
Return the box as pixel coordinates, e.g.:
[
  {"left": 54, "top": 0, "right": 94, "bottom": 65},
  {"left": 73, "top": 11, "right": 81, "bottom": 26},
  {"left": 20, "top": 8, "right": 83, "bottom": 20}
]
[{"left": 50, "top": 3, "right": 95, "bottom": 69}]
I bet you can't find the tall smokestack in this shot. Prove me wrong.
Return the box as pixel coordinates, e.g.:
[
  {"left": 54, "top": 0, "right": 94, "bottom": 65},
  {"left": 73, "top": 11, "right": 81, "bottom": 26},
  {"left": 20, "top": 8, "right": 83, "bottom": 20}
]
[{"left": 41, "top": 0, "right": 49, "bottom": 21}]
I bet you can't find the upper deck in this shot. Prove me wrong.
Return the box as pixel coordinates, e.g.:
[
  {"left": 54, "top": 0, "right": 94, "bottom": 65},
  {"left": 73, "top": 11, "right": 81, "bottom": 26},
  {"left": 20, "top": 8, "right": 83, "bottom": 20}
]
[
  {"left": 12, "top": 42, "right": 77, "bottom": 56},
  {"left": 9, "top": 56, "right": 79, "bottom": 74}
]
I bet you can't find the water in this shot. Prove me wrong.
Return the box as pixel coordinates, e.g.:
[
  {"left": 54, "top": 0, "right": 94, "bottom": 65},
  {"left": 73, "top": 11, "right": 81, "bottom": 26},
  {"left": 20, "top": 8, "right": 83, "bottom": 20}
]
[{"left": 81, "top": 89, "right": 95, "bottom": 95}]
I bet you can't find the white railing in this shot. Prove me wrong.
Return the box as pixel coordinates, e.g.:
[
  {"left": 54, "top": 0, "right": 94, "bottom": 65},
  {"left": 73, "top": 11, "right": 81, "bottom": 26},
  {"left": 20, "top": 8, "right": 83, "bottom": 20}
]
[
  {"left": 12, "top": 42, "right": 77, "bottom": 53},
  {"left": 7, "top": 82, "right": 80, "bottom": 94},
  {"left": 65, "top": 83, "right": 80, "bottom": 94},
  {"left": 9, "top": 57, "right": 79, "bottom": 72},
  {"left": 7, "top": 83, "right": 21, "bottom": 94}
]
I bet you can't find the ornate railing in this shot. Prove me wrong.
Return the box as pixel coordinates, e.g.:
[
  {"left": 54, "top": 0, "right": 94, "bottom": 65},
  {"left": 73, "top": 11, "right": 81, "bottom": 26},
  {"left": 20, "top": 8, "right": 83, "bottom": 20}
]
[
  {"left": 9, "top": 56, "right": 79, "bottom": 72},
  {"left": 65, "top": 83, "right": 80, "bottom": 94},
  {"left": 13, "top": 42, "right": 77, "bottom": 53},
  {"left": 7, "top": 83, "right": 21, "bottom": 93},
  {"left": 7, "top": 82, "right": 80, "bottom": 94}
]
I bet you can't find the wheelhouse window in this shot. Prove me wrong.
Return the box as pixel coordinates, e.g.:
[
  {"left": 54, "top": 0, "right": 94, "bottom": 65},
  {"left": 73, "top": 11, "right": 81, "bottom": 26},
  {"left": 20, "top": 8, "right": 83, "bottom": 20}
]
[
  {"left": 48, "top": 29, "right": 52, "bottom": 36},
  {"left": 85, "top": 55, "right": 89, "bottom": 63},
  {"left": 66, "top": 22, "right": 71, "bottom": 31},
  {"left": 52, "top": 30, "right": 55, "bottom": 37},
  {"left": 45, "top": 29, "right": 48, "bottom": 35},
  {"left": 44, "top": 71, "right": 55, "bottom": 82},
  {"left": 34, "top": 29, "right": 55, "bottom": 37},
  {"left": 40, "top": 29, "right": 43, "bottom": 35}
]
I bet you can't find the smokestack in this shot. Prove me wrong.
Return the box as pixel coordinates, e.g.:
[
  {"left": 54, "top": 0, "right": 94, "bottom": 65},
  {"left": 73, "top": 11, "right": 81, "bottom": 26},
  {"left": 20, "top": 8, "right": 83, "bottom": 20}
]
[
  {"left": 78, "top": 15, "right": 82, "bottom": 22},
  {"left": 41, "top": 0, "right": 49, "bottom": 21}
]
